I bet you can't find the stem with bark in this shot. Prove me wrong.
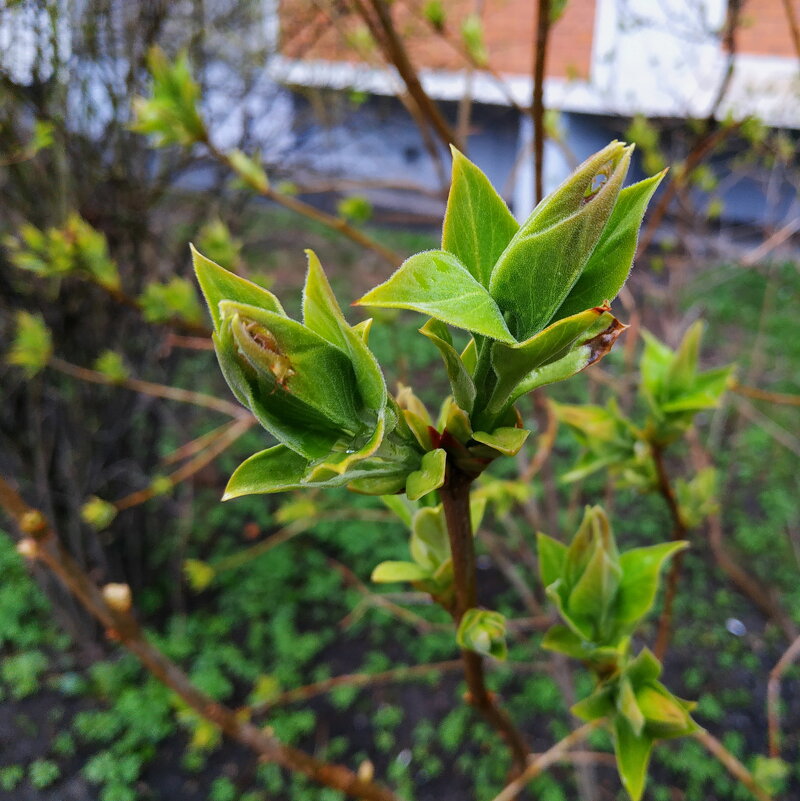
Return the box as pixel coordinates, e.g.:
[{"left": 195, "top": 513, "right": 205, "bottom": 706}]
[
  {"left": 439, "top": 465, "right": 531, "bottom": 774},
  {"left": 532, "top": 0, "right": 551, "bottom": 204},
  {"left": 0, "top": 476, "right": 400, "bottom": 801},
  {"left": 651, "top": 442, "right": 688, "bottom": 659}
]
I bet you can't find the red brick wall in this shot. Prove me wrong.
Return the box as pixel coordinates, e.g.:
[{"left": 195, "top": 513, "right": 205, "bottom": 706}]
[
  {"left": 280, "top": 0, "right": 597, "bottom": 81},
  {"left": 737, "top": 0, "right": 800, "bottom": 57}
]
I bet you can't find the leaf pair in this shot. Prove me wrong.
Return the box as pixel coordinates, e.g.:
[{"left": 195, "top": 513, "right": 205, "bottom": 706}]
[
  {"left": 572, "top": 648, "right": 698, "bottom": 801},
  {"left": 358, "top": 143, "right": 663, "bottom": 344},
  {"left": 641, "top": 321, "right": 733, "bottom": 441},
  {"left": 194, "top": 248, "right": 420, "bottom": 498},
  {"left": 538, "top": 506, "right": 687, "bottom": 652},
  {"left": 372, "top": 498, "right": 486, "bottom": 601}
]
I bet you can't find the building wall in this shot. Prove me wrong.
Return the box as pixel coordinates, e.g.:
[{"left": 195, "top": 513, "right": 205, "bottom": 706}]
[
  {"left": 737, "top": 0, "right": 800, "bottom": 57},
  {"left": 280, "top": 0, "right": 596, "bottom": 80}
]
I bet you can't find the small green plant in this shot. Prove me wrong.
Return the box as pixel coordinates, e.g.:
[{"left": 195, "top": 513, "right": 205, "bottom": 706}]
[{"left": 187, "top": 139, "right": 712, "bottom": 799}]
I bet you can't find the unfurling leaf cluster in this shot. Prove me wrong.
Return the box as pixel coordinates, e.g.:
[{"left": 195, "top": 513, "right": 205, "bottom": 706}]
[
  {"left": 538, "top": 506, "right": 695, "bottom": 800},
  {"left": 555, "top": 322, "right": 732, "bottom": 504},
  {"left": 5, "top": 213, "right": 120, "bottom": 290}
]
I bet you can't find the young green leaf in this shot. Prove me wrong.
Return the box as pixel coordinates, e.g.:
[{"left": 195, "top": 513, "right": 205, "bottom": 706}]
[
  {"left": 357, "top": 250, "right": 515, "bottom": 342},
  {"left": 614, "top": 716, "right": 654, "bottom": 801},
  {"left": 303, "top": 250, "right": 387, "bottom": 411},
  {"left": 489, "top": 144, "right": 632, "bottom": 339},
  {"left": 555, "top": 170, "right": 666, "bottom": 320},
  {"left": 222, "top": 301, "right": 365, "bottom": 436},
  {"left": 371, "top": 561, "right": 430, "bottom": 583},
  {"left": 442, "top": 147, "right": 519, "bottom": 287},
  {"left": 486, "top": 307, "right": 617, "bottom": 419},
  {"left": 410, "top": 506, "right": 450, "bottom": 572},
  {"left": 7, "top": 312, "right": 52, "bottom": 377},
  {"left": 615, "top": 541, "right": 689, "bottom": 626},
  {"left": 471, "top": 427, "right": 530, "bottom": 457},
  {"left": 193, "top": 246, "right": 284, "bottom": 329},
  {"left": 456, "top": 609, "right": 508, "bottom": 660},
  {"left": 419, "top": 318, "right": 477, "bottom": 413},
  {"left": 223, "top": 445, "right": 310, "bottom": 498},
  {"left": 542, "top": 624, "right": 592, "bottom": 660},
  {"left": 537, "top": 532, "right": 568, "bottom": 588},
  {"left": 406, "top": 448, "right": 447, "bottom": 501}
]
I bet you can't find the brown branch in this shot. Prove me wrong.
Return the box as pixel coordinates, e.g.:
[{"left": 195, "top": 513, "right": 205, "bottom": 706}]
[
  {"left": 439, "top": 466, "right": 531, "bottom": 775},
  {"left": 694, "top": 729, "right": 773, "bottom": 801},
  {"left": 404, "top": 0, "right": 527, "bottom": 115},
  {"left": 531, "top": 0, "right": 552, "bottom": 203},
  {"left": 251, "top": 660, "right": 463, "bottom": 715},
  {"left": 767, "top": 633, "right": 800, "bottom": 758},
  {"left": 490, "top": 720, "right": 604, "bottom": 801},
  {"left": 740, "top": 217, "right": 800, "bottom": 267},
  {"left": 352, "top": 0, "right": 462, "bottom": 151},
  {"left": 730, "top": 381, "right": 800, "bottom": 408},
  {"left": 49, "top": 356, "right": 243, "bottom": 417},
  {"left": 204, "top": 143, "right": 402, "bottom": 268},
  {"left": 163, "top": 333, "right": 215, "bottom": 351},
  {"left": 162, "top": 420, "right": 238, "bottom": 466},
  {"left": 651, "top": 443, "right": 689, "bottom": 660},
  {"left": 637, "top": 122, "right": 742, "bottom": 257},
  {"left": 520, "top": 391, "right": 558, "bottom": 482},
  {"left": 0, "top": 477, "right": 400, "bottom": 801},
  {"left": 782, "top": 0, "right": 800, "bottom": 61}
]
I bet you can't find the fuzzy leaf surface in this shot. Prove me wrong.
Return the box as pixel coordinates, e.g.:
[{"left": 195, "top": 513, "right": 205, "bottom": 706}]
[{"left": 357, "top": 250, "right": 515, "bottom": 342}]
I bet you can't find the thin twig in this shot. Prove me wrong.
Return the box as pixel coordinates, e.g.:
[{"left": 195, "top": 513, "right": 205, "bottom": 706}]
[
  {"left": 250, "top": 660, "right": 463, "bottom": 715},
  {"left": 520, "top": 392, "right": 558, "bottom": 483},
  {"left": 694, "top": 729, "right": 773, "bottom": 801},
  {"left": 162, "top": 420, "right": 238, "bottom": 465},
  {"left": 353, "top": 0, "right": 463, "bottom": 151},
  {"left": 49, "top": 357, "right": 243, "bottom": 417},
  {"left": 767, "top": 633, "right": 800, "bottom": 758},
  {"left": 0, "top": 477, "right": 400, "bottom": 801},
  {"left": 740, "top": 217, "right": 800, "bottom": 267},
  {"left": 637, "top": 122, "right": 741, "bottom": 257},
  {"left": 781, "top": 0, "right": 800, "bottom": 61},
  {"left": 730, "top": 397, "right": 800, "bottom": 457},
  {"left": 204, "top": 141, "right": 402, "bottom": 268},
  {"left": 490, "top": 720, "right": 604, "bottom": 801},
  {"left": 531, "top": 0, "right": 551, "bottom": 203},
  {"left": 212, "top": 510, "right": 390, "bottom": 576},
  {"left": 651, "top": 443, "right": 689, "bottom": 660},
  {"left": 731, "top": 381, "right": 800, "bottom": 407}
]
